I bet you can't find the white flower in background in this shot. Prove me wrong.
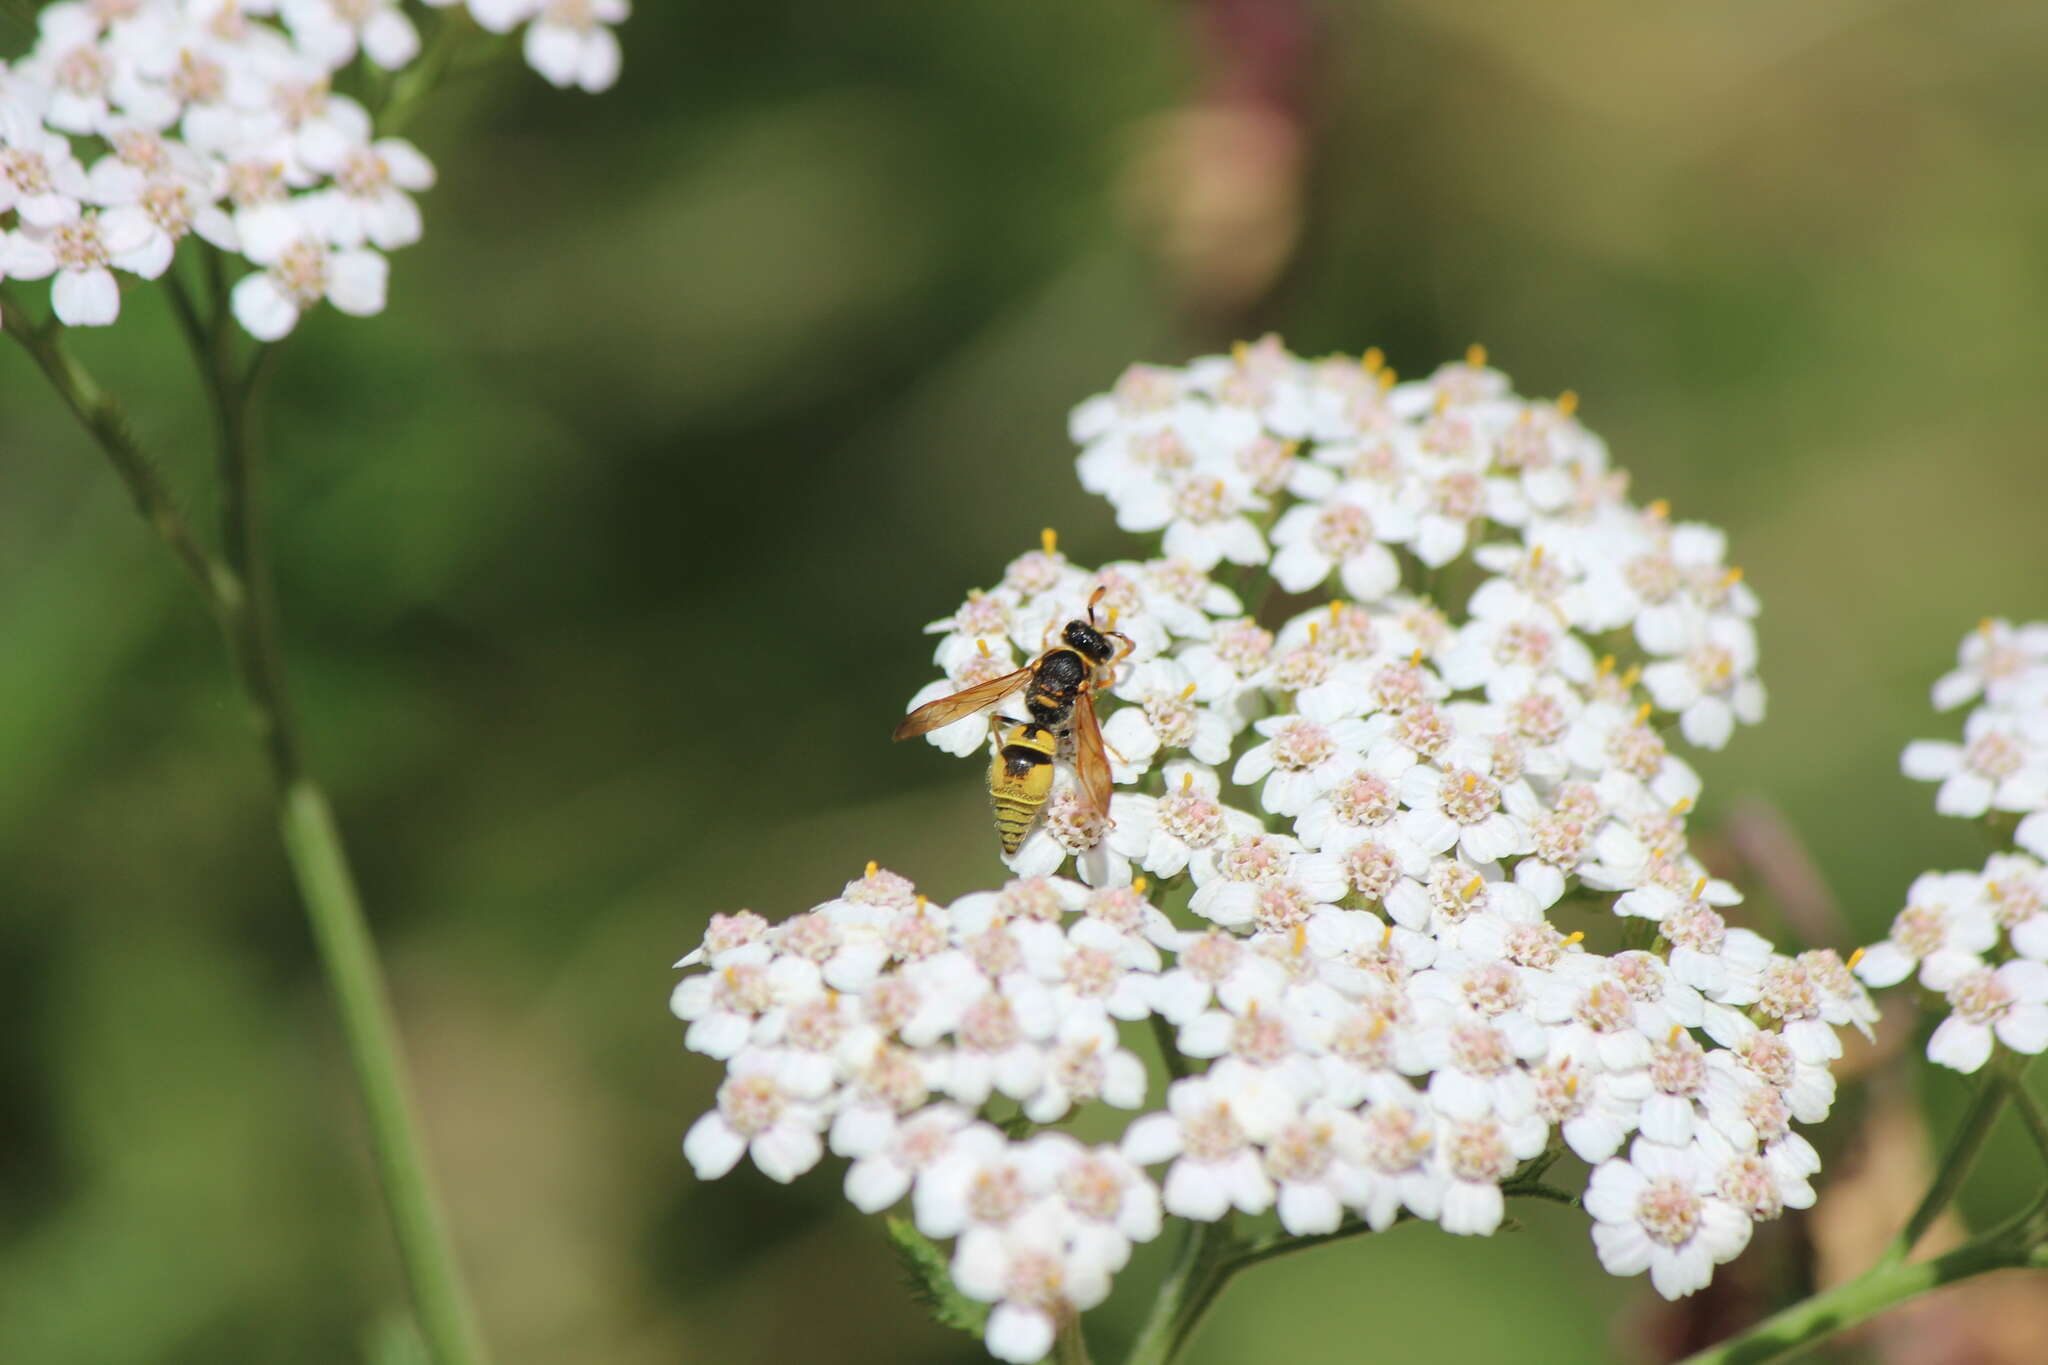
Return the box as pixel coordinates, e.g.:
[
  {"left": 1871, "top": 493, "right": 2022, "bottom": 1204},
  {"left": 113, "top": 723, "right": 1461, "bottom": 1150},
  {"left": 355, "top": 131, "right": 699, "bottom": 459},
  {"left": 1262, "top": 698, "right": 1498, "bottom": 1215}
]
[
  {"left": 5, "top": 204, "right": 169, "bottom": 325},
  {"left": 1933, "top": 619, "right": 2048, "bottom": 712},
  {"left": 0, "top": 0, "right": 624, "bottom": 334},
  {"left": 231, "top": 219, "right": 387, "bottom": 339},
  {"left": 301, "top": 136, "right": 435, "bottom": 250},
  {"left": 524, "top": 0, "right": 630, "bottom": 93},
  {"left": 282, "top": 0, "right": 421, "bottom": 71}
]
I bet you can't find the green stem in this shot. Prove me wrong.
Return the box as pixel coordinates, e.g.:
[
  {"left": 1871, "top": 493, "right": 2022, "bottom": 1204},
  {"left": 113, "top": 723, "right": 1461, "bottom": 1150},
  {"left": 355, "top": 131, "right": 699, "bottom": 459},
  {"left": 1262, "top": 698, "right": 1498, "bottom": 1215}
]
[
  {"left": 1, "top": 288, "right": 239, "bottom": 614},
  {"left": 1150, "top": 1014, "right": 1191, "bottom": 1083},
  {"left": 1123, "top": 1219, "right": 1241, "bottom": 1365},
  {"left": 282, "top": 783, "right": 490, "bottom": 1365},
  {"left": 9, "top": 296, "right": 490, "bottom": 1365},
  {"left": 1674, "top": 1196, "right": 2048, "bottom": 1365},
  {"left": 1879, "top": 1070, "right": 2011, "bottom": 1267},
  {"left": 376, "top": 9, "right": 469, "bottom": 134},
  {"left": 1053, "top": 1314, "right": 1095, "bottom": 1365},
  {"left": 2007, "top": 1062, "right": 2048, "bottom": 1164}
]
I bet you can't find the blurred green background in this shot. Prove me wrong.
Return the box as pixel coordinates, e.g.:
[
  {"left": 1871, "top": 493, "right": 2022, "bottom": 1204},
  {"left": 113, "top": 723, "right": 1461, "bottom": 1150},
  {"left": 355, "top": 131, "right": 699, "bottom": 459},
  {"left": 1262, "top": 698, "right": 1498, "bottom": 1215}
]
[{"left": 4, "top": 1, "right": 2048, "bottom": 1362}]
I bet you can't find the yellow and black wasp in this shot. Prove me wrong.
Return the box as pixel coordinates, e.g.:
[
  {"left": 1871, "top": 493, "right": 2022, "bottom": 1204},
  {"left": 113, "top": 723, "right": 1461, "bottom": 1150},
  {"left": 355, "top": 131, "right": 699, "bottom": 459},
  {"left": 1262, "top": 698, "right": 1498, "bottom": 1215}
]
[{"left": 893, "top": 587, "right": 1133, "bottom": 855}]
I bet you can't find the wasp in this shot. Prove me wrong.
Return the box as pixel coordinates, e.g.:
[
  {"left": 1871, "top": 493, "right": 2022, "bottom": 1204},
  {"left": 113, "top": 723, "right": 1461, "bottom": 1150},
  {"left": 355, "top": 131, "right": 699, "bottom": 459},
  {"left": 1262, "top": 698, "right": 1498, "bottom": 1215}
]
[{"left": 893, "top": 587, "right": 1133, "bottom": 856}]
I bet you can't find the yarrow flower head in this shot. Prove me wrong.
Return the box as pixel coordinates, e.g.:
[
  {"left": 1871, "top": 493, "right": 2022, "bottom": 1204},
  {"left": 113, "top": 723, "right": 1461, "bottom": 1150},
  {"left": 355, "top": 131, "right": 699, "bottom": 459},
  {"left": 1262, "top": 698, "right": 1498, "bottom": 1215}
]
[
  {"left": 674, "top": 341, "right": 1877, "bottom": 1356},
  {"left": 0, "top": 0, "right": 629, "bottom": 333},
  {"left": 1860, "top": 620, "right": 2048, "bottom": 1073}
]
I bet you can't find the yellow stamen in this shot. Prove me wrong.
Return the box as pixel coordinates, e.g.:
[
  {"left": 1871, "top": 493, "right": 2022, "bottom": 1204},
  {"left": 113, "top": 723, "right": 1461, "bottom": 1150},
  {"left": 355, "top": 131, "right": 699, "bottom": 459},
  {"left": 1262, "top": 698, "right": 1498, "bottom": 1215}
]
[
  {"left": 864, "top": 860, "right": 878, "bottom": 878},
  {"left": 1530, "top": 544, "right": 1545, "bottom": 567},
  {"left": 1380, "top": 924, "right": 1393, "bottom": 949},
  {"left": 1647, "top": 498, "right": 1670, "bottom": 520},
  {"left": 1292, "top": 922, "right": 1307, "bottom": 955},
  {"left": 1308, "top": 622, "right": 1321, "bottom": 645},
  {"left": 1619, "top": 664, "right": 1641, "bottom": 689},
  {"left": 1692, "top": 877, "right": 1707, "bottom": 901},
  {"left": 1362, "top": 346, "right": 1384, "bottom": 374},
  {"left": 1378, "top": 367, "right": 1397, "bottom": 391},
  {"left": 1180, "top": 771, "right": 1195, "bottom": 793},
  {"left": 1466, "top": 343, "right": 1487, "bottom": 368},
  {"left": 1721, "top": 566, "right": 1744, "bottom": 587},
  {"left": 1670, "top": 797, "right": 1693, "bottom": 815},
  {"left": 1107, "top": 606, "right": 1121, "bottom": 629},
  {"left": 1846, "top": 946, "right": 1866, "bottom": 971},
  {"left": 1134, "top": 876, "right": 1149, "bottom": 895},
  {"left": 1180, "top": 682, "right": 1197, "bottom": 700},
  {"left": 1557, "top": 389, "right": 1578, "bottom": 417},
  {"left": 1329, "top": 600, "right": 1344, "bottom": 621},
  {"left": 1564, "top": 931, "right": 1585, "bottom": 946},
  {"left": 1232, "top": 339, "right": 1250, "bottom": 364},
  {"left": 1041, "top": 527, "right": 1057, "bottom": 556},
  {"left": 1434, "top": 390, "right": 1450, "bottom": 415},
  {"left": 1980, "top": 617, "right": 1997, "bottom": 637},
  {"left": 977, "top": 638, "right": 991, "bottom": 658},
  {"left": 1634, "top": 701, "right": 1654, "bottom": 726},
  {"left": 915, "top": 893, "right": 927, "bottom": 911},
  {"left": 1596, "top": 654, "right": 1616, "bottom": 677},
  {"left": 722, "top": 966, "right": 738, "bottom": 986},
  {"left": 1466, "top": 876, "right": 1485, "bottom": 899},
  {"left": 1668, "top": 1024, "right": 1683, "bottom": 1045},
  {"left": 1564, "top": 1073, "right": 1580, "bottom": 1098},
  {"left": 1410, "top": 647, "right": 1423, "bottom": 666},
  {"left": 1368, "top": 1015, "right": 1388, "bottom": 1040}
]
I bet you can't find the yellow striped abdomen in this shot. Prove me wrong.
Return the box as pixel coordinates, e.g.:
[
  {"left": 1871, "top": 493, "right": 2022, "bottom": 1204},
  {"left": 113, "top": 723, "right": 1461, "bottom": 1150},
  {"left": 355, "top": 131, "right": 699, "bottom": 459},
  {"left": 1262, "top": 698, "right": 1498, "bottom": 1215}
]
[{"left": 988, "top": 723, "right": 1057, "bottom": 856}]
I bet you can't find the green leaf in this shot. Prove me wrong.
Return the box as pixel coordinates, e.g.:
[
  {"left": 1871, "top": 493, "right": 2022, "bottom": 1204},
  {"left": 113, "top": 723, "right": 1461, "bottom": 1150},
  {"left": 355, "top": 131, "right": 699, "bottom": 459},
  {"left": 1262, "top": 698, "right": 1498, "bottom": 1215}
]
[{"left": 885, "top": 1217, "right": 989, "bottom": 1338}]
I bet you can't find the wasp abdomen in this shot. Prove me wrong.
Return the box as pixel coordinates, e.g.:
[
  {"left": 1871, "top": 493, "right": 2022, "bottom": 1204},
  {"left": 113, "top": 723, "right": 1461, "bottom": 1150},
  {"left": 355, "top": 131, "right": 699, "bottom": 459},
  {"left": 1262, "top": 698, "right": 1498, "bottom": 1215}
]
[{"left": 988, "top": 725, "right": 1057, "bottom": 856}]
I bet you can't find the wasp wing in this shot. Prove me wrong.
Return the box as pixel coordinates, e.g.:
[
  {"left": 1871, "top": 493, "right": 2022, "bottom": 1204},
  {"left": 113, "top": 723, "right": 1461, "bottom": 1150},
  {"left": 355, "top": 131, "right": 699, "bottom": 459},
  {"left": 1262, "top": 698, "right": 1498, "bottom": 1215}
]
[
  {"left": 1071, "top": 686, "right": 1113, "bottom": 819},
  {"left": 892, "top": 665, "right": 1033, "bottom": 741}
]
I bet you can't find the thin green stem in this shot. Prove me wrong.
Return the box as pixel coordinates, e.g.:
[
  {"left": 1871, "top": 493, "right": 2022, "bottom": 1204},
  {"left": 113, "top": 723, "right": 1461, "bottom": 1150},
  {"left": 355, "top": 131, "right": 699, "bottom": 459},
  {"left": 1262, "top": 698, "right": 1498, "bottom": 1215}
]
[
  {"left": 1880, "top": 1070, "right": 2012, "bottom": 1267},
  {"left": 1675, "top": 1195, "right": 2048, "bottom": 1365},
  {"left": 202, "top": 308, "right": 488, "bottom": 1365},
  {"left": 376, "top": 9, "right": 469, "bottom": 134},
  {"left": 282, "top": 783, "right": 490, "bottom": 1365},
  {"left": 2007, "top": 1061, "right": 2048, "bottom": 1164},
  {"left": 9, "top": 289, "right": 490, "bottom": 1365},
  {"left": 1053, "top": 1315, "right": 1095, "bottom": 1365},
  {"left": 1, "top": 287, "right": 239, "bottom": 614},
  {"left": 1123, "top": 1218, "right": 1241, "bottom": 1365},
  {"left": 1150, "top": 1014, "right": 1191, "bottom": 1083}
]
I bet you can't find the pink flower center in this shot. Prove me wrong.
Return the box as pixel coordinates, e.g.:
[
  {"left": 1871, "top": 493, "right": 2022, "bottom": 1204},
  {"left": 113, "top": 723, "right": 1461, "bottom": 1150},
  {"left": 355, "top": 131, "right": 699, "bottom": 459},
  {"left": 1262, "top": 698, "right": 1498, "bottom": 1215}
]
[{"left": 1635, "top": 1176, "right": 1702, "bottom": 1247}]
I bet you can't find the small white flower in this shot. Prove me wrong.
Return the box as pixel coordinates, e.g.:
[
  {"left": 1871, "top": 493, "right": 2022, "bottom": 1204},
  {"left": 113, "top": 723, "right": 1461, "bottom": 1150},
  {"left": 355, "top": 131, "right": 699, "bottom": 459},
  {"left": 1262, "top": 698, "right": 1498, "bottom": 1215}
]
[
  {"left": 524, "top": 0, "right": 630, "bottom": 94},
  {"left": 1585, "top": 1138, "right": 1752, "bottom": 1298},
  {"left": 1901, "top": 710, "right": 2048, "bottom": 818},
  {"left": 1926, "top": 960, "right": 2048, "bottom": 1073},
  {"left": 231, "top": 216, "right": 387, "bottom": 339},
  {"left": 682, "top": 1053, "right": 829, "bottom": 1184}
]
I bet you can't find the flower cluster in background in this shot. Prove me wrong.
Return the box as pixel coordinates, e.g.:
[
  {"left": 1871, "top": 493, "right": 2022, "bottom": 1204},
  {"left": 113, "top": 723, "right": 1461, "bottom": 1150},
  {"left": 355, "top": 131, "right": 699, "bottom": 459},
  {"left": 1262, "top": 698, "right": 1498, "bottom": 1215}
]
[
  {"left": 674, "top": 342, "right": 1879, "bottom": 1362},
  {"left": 0, "top": 0, "right": 626, "bottom": 336},
  {"left": 1856, "top": 621, "right": 2048, "bottom": 1073}
]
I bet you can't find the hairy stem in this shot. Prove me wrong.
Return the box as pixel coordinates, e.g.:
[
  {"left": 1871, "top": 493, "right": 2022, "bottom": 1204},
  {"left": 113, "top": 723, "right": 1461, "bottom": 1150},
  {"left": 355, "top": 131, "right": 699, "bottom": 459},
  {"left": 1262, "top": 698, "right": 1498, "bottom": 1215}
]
[{"left": 1123, "top": 1218, "right": 1241, "bottom": 1365}]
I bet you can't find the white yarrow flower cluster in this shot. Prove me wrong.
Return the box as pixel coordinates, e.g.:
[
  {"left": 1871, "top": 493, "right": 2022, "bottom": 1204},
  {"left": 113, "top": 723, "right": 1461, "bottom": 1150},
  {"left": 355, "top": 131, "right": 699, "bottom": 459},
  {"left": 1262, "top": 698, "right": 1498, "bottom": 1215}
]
[
  {"left": 0, "top": 0, "right": 627, "bottom": 335},
  {"left": 677, "top": 342, "right": 1877, "bottom": 1359},
  {"left": 1858, "top": 620, "right": 2048, "bottom": 1073}
]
